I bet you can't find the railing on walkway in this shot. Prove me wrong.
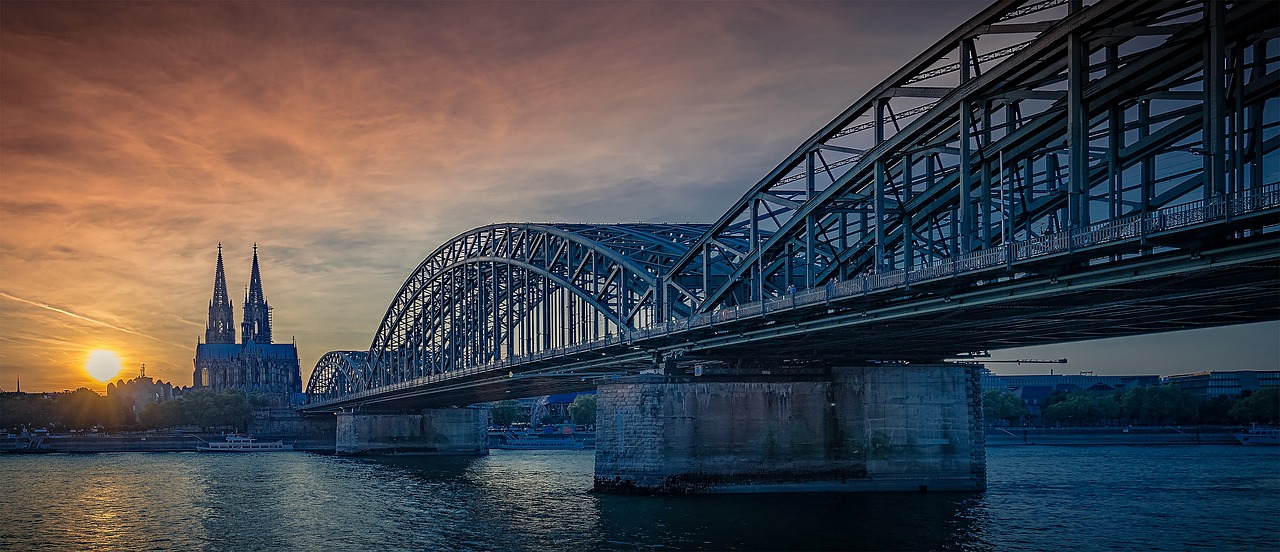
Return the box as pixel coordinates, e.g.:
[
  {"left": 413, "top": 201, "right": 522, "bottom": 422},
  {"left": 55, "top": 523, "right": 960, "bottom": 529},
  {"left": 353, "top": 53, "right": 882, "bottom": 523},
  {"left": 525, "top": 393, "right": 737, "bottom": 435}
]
[{"left": 310, "top": 184, "right": 1280, "bottom": 407}]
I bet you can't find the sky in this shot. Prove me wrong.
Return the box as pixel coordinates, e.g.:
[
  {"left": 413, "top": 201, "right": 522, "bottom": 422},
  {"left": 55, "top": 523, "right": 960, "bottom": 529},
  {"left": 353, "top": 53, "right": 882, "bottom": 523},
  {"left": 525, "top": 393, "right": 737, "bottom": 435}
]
[{"left": 1, "top": 1, "right": 1276, "bottom": 393}]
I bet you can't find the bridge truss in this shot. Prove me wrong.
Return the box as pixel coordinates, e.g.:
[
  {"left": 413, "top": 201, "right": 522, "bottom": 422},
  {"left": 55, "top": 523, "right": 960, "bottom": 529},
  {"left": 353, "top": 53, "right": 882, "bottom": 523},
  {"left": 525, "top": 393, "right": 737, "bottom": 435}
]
[
  {"left": 664, "top": 0, "right": 1279, "bottom": 316},
  {"left": 306, "top": 0, "right": 1279, "bottom": 409}
]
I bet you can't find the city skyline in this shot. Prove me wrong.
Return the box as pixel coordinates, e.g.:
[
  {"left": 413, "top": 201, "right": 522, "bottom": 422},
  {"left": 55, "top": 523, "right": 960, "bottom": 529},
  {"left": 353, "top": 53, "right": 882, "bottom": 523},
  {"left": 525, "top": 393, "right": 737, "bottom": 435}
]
[{"left": 2, "top": 1, "right": 1275, "bottom": 393}]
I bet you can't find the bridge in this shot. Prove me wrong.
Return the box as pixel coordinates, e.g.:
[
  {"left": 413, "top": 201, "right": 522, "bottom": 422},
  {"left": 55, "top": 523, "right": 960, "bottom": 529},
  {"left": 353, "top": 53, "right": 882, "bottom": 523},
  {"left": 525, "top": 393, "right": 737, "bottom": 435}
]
[{"left": 297, "top": 0, "right": 1279, "bottom": 493}]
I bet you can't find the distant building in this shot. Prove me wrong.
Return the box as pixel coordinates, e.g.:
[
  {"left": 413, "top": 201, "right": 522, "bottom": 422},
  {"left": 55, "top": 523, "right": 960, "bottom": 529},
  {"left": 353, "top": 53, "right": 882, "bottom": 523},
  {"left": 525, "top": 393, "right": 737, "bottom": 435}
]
[
  {"left": 983, "top": 372, "right": 1160, "bottom": 422},
  {"left": 982, "top": 373, "right": 1160, "bottom": 393},
  {"left": 530, "top": 392, "right": 593, "bottom": 424},
  {"left": 1164, "top": 370, "right": 1280, "bottom": 398},
  {"left": 106, "top": 364, "right": 177, "bottom": 416},
  {"left": 192, "top": 244, "right": 301, "bottom": 407}
]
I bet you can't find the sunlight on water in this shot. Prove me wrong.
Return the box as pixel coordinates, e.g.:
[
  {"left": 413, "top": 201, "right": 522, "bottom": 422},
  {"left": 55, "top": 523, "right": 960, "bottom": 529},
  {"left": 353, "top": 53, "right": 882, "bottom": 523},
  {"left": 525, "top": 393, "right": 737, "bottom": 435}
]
[{"left": 1, "top": 446, "right": 1276, "bottom": 551}]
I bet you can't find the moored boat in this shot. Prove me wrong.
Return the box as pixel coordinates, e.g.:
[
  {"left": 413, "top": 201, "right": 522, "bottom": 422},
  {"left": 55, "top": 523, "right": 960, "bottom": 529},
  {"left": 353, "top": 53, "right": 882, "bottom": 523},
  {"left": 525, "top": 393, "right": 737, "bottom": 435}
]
[
  {"left": 493, "top": 431, "right": 586, "bottom": 450},
  {"left": 197, "top": 434, "right": 294, "bottom": 452},
  {"left": 1233, "top": 424, "right": 1280, "bottom": 446}
]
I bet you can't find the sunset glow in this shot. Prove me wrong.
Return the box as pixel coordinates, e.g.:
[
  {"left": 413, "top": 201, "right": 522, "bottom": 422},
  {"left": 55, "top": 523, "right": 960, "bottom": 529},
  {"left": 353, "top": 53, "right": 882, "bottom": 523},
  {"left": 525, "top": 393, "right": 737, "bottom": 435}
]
[
  {"left": 1, "top": 1, "right": 1276, "bottom": 393},
  {"left": 85, "top": 350, "right": 123, "bottom": 383}
]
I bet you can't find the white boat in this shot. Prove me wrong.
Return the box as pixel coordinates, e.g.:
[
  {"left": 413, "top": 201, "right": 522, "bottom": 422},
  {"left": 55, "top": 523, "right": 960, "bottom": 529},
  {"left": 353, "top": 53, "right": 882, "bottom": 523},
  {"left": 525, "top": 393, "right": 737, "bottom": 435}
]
[
  {"left": 1233, "top": 424, "right": 1280, "bottom": 446},
  {"left": 493, "top": 431, "right": 585, "bottom": 450},
  {"left": 197, "top": 434, "right": 294, "bottom": 452}
]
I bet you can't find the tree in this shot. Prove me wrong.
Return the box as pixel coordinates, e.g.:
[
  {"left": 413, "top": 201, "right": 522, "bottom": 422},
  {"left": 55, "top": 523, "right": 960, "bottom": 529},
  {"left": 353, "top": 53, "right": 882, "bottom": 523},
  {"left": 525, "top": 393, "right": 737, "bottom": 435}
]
[
  {"left": 983, "top": 390, "right": 1028, "bottom": 425},
  {"left": 1199, "top": 395, "right": 1236, "bottom": 424},
  {"left": 139, "top": 400, "right": 179, "bottom": 429},
  {"left": 567, "top": 394, "right": 597, "bottom": 426},
  {"left": 57, "top": 388, "right": 119, "bottom": 430},
  {"left": 0, "top": 392, "right": 57, "bottom": 430},
  {"left": 490, "top": 400, "right": 521, "bottom": 427},
  {"left": 1044, "top": 389, "right": 1071, "bottom": 409},
  {"left": 1121, "top": 385, "right": 1198, "bottom": 425},
  {"left": 1230, "top": 388, "right": 1280, "bottom": 424},
  {"left": 1044, "top": 391, "right": 1120, "bottom": 426}
]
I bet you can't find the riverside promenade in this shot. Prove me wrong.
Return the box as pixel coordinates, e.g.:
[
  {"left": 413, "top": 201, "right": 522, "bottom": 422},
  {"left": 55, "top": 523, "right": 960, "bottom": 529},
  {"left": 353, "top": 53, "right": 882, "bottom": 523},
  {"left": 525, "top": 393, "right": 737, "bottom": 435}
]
[{"left": 985, "top": 426, "right": 1240, "bottom": 446}]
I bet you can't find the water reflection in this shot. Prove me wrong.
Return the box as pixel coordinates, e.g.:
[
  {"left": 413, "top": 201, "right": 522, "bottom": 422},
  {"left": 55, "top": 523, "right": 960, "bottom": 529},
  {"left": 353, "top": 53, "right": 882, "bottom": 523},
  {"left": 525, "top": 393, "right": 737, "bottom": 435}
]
[
  {"left": 3, "top": 446, "right": 1275, "bottom": 551},
  {"left": 596, "top": 491, "right": 985, "bottom": 551}
]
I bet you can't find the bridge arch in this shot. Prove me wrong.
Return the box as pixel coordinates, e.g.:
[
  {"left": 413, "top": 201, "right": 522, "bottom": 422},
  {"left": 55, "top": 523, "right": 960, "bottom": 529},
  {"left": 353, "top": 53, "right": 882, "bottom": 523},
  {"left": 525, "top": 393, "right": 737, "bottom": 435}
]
[
  {"left": 305, "top": 0, "right": 1278, "bottom": 407},
  {"left": 305, "top": 351, "right": 368, "bottom": 402},
  {"left": 360, "top": 223, "right": 729, "bottom": 389}
]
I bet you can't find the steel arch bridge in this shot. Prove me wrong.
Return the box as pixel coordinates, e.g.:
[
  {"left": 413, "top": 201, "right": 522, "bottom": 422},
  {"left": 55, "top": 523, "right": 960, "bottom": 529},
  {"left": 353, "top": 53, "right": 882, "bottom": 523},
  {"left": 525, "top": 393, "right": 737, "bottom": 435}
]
[
  {"left": 307, "top": 223, "right": 741, "bottom": 401},
  {"left": 306, "top": 0, "right": 1280, "bottom": 410}
]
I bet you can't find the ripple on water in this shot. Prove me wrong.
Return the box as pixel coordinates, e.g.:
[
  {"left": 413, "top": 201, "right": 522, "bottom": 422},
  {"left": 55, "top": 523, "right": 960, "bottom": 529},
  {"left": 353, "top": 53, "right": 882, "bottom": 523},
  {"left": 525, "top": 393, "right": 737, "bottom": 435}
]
[{"left": 0, "top": 445, "right": 1276, "bottom": 551}]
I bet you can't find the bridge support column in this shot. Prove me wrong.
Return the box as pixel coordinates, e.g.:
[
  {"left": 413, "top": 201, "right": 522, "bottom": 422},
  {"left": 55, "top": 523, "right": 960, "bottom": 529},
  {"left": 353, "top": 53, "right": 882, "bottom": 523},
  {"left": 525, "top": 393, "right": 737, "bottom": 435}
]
[
  {"left": 593, "top": 363, "right": 984, "bottom": 494},
  {"left": 335, "top": 407, "right": 488, "bottom": 456}
]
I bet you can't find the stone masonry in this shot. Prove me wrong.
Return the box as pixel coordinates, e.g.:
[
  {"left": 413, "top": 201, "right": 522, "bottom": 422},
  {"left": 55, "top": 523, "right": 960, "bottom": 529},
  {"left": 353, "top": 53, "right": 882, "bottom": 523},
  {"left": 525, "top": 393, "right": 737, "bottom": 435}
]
[
  {"left": 335, "top": 407, "right": 488, "bottom": 455},
  {"left": 593, "top": 363, "right": 985, "bottom": 494}
]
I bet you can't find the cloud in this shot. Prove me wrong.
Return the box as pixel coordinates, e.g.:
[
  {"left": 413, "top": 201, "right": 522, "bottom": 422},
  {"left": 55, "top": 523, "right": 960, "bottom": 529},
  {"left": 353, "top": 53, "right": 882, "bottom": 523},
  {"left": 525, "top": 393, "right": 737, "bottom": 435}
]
[
  {"left": 0, "top": 291, "right": 189, "bottom": 350},
  {"left": 8, "top": 0, "right": 1262, "bottom": 391}
]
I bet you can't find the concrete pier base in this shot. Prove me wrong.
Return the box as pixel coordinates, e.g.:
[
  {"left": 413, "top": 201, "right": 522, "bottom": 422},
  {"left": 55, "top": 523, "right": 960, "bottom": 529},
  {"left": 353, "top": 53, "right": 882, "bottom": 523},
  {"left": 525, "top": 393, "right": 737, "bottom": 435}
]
[
  {"left": 247, "top": 409, "right": 337, "bottom": 452},
  {"left": 593, "top": 363, "right": 985, "bottom": 494},
  {"left": 335, "top": 407, "right": 489, "bottom": 456}
]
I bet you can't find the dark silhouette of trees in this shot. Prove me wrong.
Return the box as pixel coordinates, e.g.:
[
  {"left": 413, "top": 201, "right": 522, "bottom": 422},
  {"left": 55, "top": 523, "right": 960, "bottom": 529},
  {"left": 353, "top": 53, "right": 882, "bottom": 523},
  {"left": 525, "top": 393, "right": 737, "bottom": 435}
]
[
  {"left": 1199, "top": 395, "right": 1236, "bottom": 424},
  {"left": 568, "top": 394, "right": 597, "bottom": 426},
  {"left": 983, "top": 390, "right": 1029, "bottom": 425},
  {"left": 137, "top": 390, "right": 252, "bottom": 431},
  {"left": 0, "top": 389, "right": 258, "bottom": 433},
  {"left": 1120, "top": 385, "right": 1198, "bottom": 425},
  {"left": 489, "top": 400, "right": 521, "bottom": 427},
  {"left": 1043, "top": 391, "right": 1121, "bottom": 426},
  {"left": 0, "top": 392, "right": 57, "bottom": 430},
  {"left": 1229, "top": 388, "right": 1280, "bottom": 423},
  {"left": 0, "top": 389, "right": 132, "bottom": 431}
]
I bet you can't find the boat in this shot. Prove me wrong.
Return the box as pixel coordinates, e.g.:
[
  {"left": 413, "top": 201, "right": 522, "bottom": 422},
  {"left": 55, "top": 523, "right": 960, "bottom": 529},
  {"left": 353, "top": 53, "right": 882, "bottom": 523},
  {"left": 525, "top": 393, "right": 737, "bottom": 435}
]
[
  {"left": 493, "top": 431, "right": 586, "bottom": 450},
  {"left": 1233, "top": 424, "right": 1280, "bottom": 446},
  {"left": 197, "top": 434, "right": 294, "bottom": 452}
]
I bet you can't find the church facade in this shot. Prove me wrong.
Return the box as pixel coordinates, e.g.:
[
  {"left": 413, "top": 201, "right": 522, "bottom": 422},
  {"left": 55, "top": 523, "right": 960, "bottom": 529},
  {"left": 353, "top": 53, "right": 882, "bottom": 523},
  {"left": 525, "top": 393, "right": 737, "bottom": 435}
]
[{"left": 192, "top": 244, "right": 301, "bottom": 407}]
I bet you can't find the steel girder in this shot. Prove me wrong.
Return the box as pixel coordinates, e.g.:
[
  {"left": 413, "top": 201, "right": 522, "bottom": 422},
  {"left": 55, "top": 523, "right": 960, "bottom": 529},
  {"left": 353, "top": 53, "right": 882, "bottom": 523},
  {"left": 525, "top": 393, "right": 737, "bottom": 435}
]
[
  {"left": 305, "top": 0, "right": 1279, "bottom": 406},
  {"left": 357, "top": 223, "right": 721, "bottom": 391},
  {"left": 305, "top": 351, "right": 368, "bottom": 401},
  {"left": 664, "top": 0, "right": 1280, "bottom": 315}
]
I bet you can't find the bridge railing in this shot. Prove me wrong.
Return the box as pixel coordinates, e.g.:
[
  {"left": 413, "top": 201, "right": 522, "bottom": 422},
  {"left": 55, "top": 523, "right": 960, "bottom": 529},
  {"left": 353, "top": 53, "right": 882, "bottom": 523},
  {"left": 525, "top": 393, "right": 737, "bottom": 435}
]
[
  {"left": 310, "top": 184, "right": 1278, "bottom": 408},
  {"left": 623, "top": 183, "right": 1278, "bottom": 347}
]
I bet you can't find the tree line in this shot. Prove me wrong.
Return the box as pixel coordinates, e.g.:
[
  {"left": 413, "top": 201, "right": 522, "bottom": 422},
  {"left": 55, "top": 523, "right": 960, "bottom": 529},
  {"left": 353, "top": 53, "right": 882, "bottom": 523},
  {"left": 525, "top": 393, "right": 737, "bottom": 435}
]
[
  {"left": 985, "top": 386, "right": 1280, "bottom": 426},
  {"left": 489, "top": 394, "right": 597, "bottom": 427},
  {"left": 1, "top": 389, "right": 267, "bottom": 433}
]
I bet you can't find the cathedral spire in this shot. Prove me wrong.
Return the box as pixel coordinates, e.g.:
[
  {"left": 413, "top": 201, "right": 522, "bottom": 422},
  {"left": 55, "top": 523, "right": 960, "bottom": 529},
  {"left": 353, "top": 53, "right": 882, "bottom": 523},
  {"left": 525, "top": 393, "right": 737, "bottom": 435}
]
[
  {"left": 242, "top": 243, "right": 272, "bottom": 344},
  {"left": 204, "top": 243, "right": 236, "bottom": 344}
]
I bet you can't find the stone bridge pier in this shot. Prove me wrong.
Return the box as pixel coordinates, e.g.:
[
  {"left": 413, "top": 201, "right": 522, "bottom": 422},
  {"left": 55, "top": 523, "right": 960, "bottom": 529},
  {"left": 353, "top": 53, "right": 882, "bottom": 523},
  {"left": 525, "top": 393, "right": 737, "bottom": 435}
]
[
  {"left": 335, "top": 406, "right": 489, "bottom": 455},
  {"left": 593, "top": 363, "right": 985, "bottom": 494}
]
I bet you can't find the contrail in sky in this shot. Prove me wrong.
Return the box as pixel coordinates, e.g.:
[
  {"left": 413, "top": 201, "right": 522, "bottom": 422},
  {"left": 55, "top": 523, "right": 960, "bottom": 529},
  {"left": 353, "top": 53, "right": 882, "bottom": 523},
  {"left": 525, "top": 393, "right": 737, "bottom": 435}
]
[{"left": 0, "top": 290, "right": 190, "bottom": 350}]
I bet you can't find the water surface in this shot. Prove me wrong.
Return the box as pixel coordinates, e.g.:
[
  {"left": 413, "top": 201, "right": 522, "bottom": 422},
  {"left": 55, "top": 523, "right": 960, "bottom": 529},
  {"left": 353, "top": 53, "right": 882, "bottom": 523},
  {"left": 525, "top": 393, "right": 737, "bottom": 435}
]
[{"left": 1, "top": 445, "right": 1276, "bottom": 550}]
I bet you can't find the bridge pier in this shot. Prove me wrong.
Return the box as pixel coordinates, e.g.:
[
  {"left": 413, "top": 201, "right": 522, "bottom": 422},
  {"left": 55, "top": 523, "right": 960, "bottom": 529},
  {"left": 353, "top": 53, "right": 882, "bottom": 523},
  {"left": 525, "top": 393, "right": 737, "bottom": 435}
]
[
  {"left": 335, "top": 407, "right": 489, "bottom": 455},
  {"left": 593, "top": 363, "right": 985, "bottom": 494}
]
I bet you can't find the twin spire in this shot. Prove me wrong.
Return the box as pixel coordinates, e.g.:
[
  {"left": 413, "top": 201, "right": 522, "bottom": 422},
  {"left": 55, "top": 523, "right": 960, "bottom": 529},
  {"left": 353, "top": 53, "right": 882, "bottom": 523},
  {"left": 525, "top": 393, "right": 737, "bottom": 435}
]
[{"left": 204, "top": 243, "right": 272, "bottom": 345}]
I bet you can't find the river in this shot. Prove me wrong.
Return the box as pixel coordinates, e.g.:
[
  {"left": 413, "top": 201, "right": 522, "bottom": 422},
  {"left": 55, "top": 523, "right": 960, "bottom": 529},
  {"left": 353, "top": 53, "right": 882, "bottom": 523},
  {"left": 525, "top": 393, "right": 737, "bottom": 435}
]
[{"left": 1, "top": 444, "right": 1276, "bottom": 551}]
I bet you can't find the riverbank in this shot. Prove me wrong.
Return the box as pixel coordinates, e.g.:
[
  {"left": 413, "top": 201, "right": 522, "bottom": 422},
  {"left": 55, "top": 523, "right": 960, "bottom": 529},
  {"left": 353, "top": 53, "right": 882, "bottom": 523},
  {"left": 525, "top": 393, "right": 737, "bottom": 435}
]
[
  {"left": 2, "top": 426, "right": 1248, "bottom": 453},
  {"left": 986, "top": 426, "right": 1239, "bottom": 446},
  {"left": 0, "top": 433, "right": 335, "bottom": 453},
  {"left": 1, "top": 434, "right": 202, "bottom": 453}
]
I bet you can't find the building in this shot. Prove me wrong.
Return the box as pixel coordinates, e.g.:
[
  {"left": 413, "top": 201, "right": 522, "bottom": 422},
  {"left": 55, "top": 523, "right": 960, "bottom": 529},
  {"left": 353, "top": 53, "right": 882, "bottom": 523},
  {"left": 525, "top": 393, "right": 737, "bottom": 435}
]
[
  {"left": 983, "top": 372, "right": 1161, "bottom": 422},
  {"left": 982, "top": 372, "right": 1160, "bottom": 393},
  {"left": 192, "top": 244, "right": 301, "bottom": 407},
  {"left": 106, "top": 364, "right": 178, "bottom": 416},
  {"left": 1164, "top": 370, "right": 1280, "bottom": 399},
  {"left": 530, "top": 392, "right": 594, "bottom": 425}
]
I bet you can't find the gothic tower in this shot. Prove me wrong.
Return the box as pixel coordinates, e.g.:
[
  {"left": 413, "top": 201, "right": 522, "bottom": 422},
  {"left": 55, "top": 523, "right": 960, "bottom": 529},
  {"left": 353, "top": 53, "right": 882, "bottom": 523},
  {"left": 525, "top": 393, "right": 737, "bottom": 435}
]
[
  {"left": 204, "top": 243, "right": 236, "bottom": 344},
  {"left": 241, "top": 243, "right": 272, "bottom": 344}
]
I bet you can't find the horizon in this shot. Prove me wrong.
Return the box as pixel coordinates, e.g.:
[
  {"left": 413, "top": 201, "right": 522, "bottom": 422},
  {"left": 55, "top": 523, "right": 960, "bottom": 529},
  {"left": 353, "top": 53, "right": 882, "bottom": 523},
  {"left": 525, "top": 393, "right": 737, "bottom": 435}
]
[{"left": 2, "top": 1, "right": 1276, "bottom": 394}]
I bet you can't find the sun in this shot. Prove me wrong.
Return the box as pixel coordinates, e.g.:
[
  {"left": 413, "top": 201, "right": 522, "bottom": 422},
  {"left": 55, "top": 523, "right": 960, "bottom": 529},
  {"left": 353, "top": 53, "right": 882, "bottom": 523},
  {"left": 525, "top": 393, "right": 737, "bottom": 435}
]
[{"left": 85, "top": 350, "right": 124, "bottom": 382}]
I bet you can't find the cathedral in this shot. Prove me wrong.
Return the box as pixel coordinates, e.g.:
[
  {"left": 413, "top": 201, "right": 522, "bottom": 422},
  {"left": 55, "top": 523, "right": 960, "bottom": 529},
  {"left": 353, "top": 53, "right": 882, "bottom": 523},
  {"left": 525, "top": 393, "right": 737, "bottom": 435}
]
[{"left": 192, "top": 244, "right": 301, "bottom": 407}]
